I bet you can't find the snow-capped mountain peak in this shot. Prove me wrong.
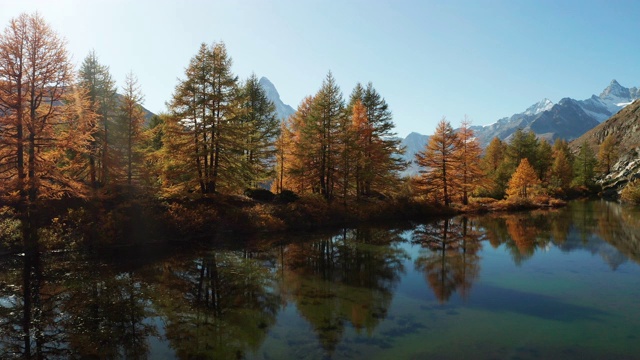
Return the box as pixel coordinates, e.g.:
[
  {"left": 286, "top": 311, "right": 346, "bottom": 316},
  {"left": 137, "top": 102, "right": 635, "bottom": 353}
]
[
  {"left": 523, "top": 98, "right": 554, "bottom": 116},
  {"left": 600, "top": 79, "right": 629, "bottom": 99}
]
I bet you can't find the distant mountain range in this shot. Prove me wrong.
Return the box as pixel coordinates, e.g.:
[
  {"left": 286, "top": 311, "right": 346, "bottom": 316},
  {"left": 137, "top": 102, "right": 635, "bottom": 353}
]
[
  {"left": 259, "top": 77, "right": 295, "bottom": 121},
  {"left": 470, "top": 79, "right": 639, "bottom": 147},
  {"left": 400, "top": 80, "right": 640, "bottom": 176}
]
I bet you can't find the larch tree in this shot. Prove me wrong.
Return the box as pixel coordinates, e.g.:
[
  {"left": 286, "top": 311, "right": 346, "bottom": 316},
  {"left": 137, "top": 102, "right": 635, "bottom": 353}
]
[
  {"left": 237, "top": 73, "right": 279, "bottom": 188},
  {"left": 166, "top": 42, "right": 239, "bottom": 195},
  {"left": 77, "top": 50, "right": 118, "bottom": 189},
  {"left": 480, "top": 137, "right": 510, "bottom": 198},
  {"left": 278, "top": 96, "right": 317, "bottom": 194},
  {"left": 454, "top": 118, "right": 484, "bottom": 205},
  {"left": 348, "top": 99, "right": 371, "bottom": 200},
  {"left": 310, "top": 72, "right": 345, "bottom": 200},
  {"left": 549, "top": 150, "right": 573, "bottom": 191},
  {"left": 349, "top": 82, "right": 405, "bottom": 196},
  {"left": 598, "top": 134, "right": 618, "bottom": 175},
  {"left": 415, "top": 118, "right": 461, "bottom": 206},
  {"left": 116, "top": 71, "right": 145, "bottom": 186},
  {"left": 535, "top": 139, "right": 553, "bottom": 183},
  {"left": 0, "top": 13, "right": 92, "bottom": 204},
  {"left": 506, "top": 158, "right": 540, "bottom": 199}
]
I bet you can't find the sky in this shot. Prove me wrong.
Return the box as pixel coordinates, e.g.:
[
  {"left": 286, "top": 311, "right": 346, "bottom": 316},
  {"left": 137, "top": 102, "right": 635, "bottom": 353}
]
[{"left": 1, "top": 0, "right": 639, "bottom": 138}]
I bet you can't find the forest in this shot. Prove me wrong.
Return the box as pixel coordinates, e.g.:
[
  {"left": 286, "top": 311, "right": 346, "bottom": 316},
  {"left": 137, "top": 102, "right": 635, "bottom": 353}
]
[{"left": 0, "top": 13, "right": 619, "bottom": 249}]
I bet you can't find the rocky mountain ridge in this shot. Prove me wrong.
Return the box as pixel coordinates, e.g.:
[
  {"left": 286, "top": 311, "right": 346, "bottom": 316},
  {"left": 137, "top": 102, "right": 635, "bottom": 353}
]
[{"left": 571, "top": 99, "right": 640, "bottom": 197}]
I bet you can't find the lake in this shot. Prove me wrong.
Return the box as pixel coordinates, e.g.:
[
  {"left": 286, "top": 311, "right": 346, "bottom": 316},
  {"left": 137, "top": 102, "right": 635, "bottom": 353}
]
[{"left": 1, "top": 200, "right": 639, "bottom": 359}]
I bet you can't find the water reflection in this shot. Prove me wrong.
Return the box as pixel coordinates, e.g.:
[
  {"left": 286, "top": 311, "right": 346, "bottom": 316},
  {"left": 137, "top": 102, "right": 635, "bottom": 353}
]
[
  {"left": 152, "top": 250, "right": 281, "bottom": 359},
  {"left": 413, "top": 217, "right": 482, "bottom": 303},
  {"left": 279, "top": 228, "right": 409, "bottom": 355},
  {"left": 1, "top": 201, "right": 640, "bottom": 358}
]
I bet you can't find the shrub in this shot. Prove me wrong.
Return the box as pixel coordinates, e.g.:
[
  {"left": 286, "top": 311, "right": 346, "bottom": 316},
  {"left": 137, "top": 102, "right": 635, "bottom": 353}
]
[
  {"left": 274, "top": 189, "right": 299, "bottom": 204},
  {"left": 244, "top": 188, "right": 276, "bottom": 202},
  {"left": 620, "top": 180, "right": 640, "bottom": 204}
]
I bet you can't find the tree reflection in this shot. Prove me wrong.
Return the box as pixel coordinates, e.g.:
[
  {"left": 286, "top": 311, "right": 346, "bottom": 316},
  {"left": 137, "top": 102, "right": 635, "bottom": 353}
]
[
  {"left": 153, "top": 250, "right": 281, "bottom": 359},
  {"left": 475, "top": 212, "right": 555, "bottom": 265},
  {"left": 413, "top": 217, "right": 481, "bottom": 303},
  {"left": 280, "top": 228, "right": 408, "bottom": 355},
  {"left": 0, "top": 217, "right": 157, "bottom": 359},
  {"left": 0, "top": 217, "right": 70, "bottom": 359}
]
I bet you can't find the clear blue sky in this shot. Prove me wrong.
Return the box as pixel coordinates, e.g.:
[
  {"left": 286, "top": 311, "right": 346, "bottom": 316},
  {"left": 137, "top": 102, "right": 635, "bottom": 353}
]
[{"left": 1, "top": 0, "right": 639, "bottom": 137}]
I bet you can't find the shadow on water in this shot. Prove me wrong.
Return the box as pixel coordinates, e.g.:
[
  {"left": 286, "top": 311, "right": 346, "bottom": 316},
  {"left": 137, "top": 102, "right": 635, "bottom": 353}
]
[{"left": 467, "top": 283, "right": 608, "bottom": 322}]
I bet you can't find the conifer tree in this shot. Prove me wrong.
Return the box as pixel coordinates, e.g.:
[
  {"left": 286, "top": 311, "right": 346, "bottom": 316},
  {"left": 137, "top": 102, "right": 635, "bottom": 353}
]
[
  {"left": 166, "top": 42, "right": 239, "bottom": 194},
  {"left": 480, "top": 137, "right": 510, "bottom": 198},
  {"left": 0, "top": 13, "right": 92, "bottom": 203},
  {"left": 573, "top": 141, "right": 597, "bottom": 188},
  {"left": 310, "top": 72, "right": 345, "bottom": 200},
  {"left": 117, "top": 71, "right": 145, "bottom": 186},
  {"left": 507, "top": 129, "right": 538, "bottom": 167},
  {"left": 238, "top": 74, "right": 280, "bottom": 188},
  {"left": 598, "top": 134, "right": 618, "bottom": 175},
  {"left": 416, "top": 118, "right": 460, "bottom": 206},
  {"left": 550, "top": 150, "right": 572, "bottom": 191},
  {"left": 345, "top": 100, "right": 369, "bottom": 200},
  {"left": 454, "top": 118, "right": 484, "bottom": 205},
  {"left": 348, "top": 82, "right": 405, "bottom": 196},
  {"left": 535, "top": 139, "right": 553, "bottom": 182},
  {"left": 278, "top": 96, "right": 316, "bottom": 194},
  {"left": 78, "top": 50, "right": 118, "bottom": 189},
  {"left": 506, "top": 158, "right": 540, "bottom": 199}
]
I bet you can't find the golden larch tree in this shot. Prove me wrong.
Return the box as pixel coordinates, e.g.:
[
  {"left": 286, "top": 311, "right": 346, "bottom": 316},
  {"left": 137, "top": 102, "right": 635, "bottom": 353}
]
[
  {"left": 0, "top": 13, "right": 92, "bottom": 204},
  {"left": 454, "top": 117, "right": 484, "bottom": 205},
  {"left": 415, "top": 118, "right": 461, "bottom": 206},
  {"left": 598, "top": 134, "right": 618, "bottom": 175},
  {"left": 506, "top": 158, "right": 540, "bottom": 199}
]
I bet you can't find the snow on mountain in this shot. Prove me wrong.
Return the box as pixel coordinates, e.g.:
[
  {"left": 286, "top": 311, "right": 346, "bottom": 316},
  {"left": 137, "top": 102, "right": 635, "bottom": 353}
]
[
  {"left": 259, "top": 77, "right": 296, "bottom": 121},
  {"left": 523, "top": 98, "right": 554, "bottom": 116},
  {"left": 578, "top": 80, "right": 640, "bottom": 123}
]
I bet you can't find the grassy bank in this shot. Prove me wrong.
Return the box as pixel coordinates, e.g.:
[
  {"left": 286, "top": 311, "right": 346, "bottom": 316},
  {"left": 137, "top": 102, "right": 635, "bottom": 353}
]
[{"left": 0, "top": 192, "right": 569, "bottom": 253}]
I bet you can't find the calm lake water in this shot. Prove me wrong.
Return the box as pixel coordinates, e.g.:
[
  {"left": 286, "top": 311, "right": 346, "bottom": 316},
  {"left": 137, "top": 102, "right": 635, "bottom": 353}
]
[{"left": 1, "top": 200, "right": 640, "bottom": 359}]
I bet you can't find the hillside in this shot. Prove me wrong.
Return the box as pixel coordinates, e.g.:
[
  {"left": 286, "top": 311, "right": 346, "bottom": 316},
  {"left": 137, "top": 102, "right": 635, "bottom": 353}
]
[{"left": 572, "top": 99, "right": 640, "bottom": 195}]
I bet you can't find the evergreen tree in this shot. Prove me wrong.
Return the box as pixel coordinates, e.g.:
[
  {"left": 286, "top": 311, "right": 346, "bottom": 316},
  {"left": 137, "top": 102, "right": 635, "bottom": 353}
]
[
  {"left": 238, "top": 74, "right": 280, "bottom": 188},
  {"left": 166, "top": 42, "right": 239, "bottom": 194},
  {"left": 480, "top": 137, "right": 509, "bottom": 198},
  {"left": 348, "top": 82, "right": 405, "bottom": 196},
  {"left": 416, "top": 118, "right": 460, "bottom": 206},
  {"left": 78, "top": 50, "right": 118, "bottom": 189},
  {"left": 573, "top": 141, "right": 597, "bottom": 188},
  {"left": 116, "top": 71, "right": 145, "bottom": 186},
  {"left": 535, "top": 139, "right": 553, "bottom": 183},
  {"left": 310, "top": 72, "right": 345, "bottom": 200},
  {"left": 507, "top": 129, "right": 538, "bottom": 167},
  {"left": 550, "top": 150, "right": 573, "bottom": 191}
]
